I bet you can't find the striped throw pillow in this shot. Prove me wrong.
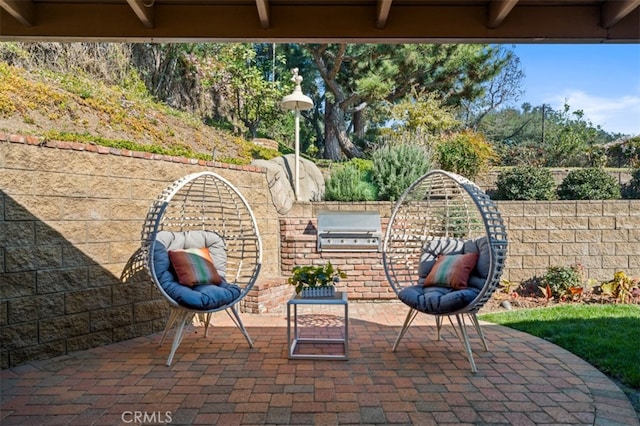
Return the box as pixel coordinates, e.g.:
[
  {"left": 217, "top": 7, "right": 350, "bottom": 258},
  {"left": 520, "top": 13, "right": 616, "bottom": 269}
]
[
  {"left": 423, "top": 252, "right": 479, "bottom": 290},
  {"left": 168, "top": 248, "right": 222, "bottom": 287}
]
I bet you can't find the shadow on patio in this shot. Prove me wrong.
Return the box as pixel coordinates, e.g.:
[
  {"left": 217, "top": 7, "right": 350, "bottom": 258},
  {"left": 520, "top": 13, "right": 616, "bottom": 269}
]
[{"left": 1, "top": 302, "right": 638, "bottom": 425}]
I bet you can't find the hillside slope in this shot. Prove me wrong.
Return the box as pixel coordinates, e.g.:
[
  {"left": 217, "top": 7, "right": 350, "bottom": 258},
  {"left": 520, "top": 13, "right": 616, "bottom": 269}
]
[{"left": 0, "top": 61, "right": 260, "bottom": 163}]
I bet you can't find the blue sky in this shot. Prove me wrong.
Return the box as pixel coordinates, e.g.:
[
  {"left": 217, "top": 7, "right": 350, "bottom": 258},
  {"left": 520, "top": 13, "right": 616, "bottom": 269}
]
[{"left": 511, "top": 44, "right": 640, "bottom": 136}]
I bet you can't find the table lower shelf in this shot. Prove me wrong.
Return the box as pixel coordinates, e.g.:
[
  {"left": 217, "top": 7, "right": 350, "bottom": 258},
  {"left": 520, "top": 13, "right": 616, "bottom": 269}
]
[{"left": 289, "top": 337, "right": 348, "bottom": 360}]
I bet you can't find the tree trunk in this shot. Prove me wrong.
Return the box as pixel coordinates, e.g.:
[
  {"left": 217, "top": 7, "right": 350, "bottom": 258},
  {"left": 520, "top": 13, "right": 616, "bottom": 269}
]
[
  {"left": 324, "top": 101, "right": 342, "bottom": 160},
  {"left": 353, "top": 109, "right": 365, "bottom": 139},
  {"left": 324, "top": 100, "right": 364, "bottom": 160}
]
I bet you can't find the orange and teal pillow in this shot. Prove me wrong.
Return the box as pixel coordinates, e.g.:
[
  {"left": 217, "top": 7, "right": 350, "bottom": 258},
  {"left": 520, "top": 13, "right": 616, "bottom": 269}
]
[
  {"left": 168, "top": 247, "right": 222, "bottom": 287},
  {"left": 423, "top": 252, "right": 479, "bottom": 290}
]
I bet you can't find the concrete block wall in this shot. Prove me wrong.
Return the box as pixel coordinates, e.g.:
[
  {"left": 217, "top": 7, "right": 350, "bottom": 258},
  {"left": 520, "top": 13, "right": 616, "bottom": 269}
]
[
  {"left": 0, "top": 135, "right": 281, "bottom": 368},
  {"left": 499, "top": 200, "right": 640, "bottom": 283}
]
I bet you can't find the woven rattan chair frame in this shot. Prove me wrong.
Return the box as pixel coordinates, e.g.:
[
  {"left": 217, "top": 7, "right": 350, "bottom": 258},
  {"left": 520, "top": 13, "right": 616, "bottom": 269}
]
[
  {"left": 141, "top": 171, "right": 262, "bottom": 366},
  {"left": 382, "top": 169, "right": 507, "bottom": 373}
]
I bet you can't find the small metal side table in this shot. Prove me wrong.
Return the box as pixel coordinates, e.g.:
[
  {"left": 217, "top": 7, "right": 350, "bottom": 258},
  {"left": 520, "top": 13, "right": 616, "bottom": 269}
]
[{"left": 287, "top": 291, "right": 348, "bottom": 360}]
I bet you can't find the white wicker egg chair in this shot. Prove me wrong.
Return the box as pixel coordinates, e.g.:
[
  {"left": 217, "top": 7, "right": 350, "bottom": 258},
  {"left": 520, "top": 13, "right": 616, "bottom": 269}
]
[
  {"left": 382, "top": 170, "right": 507, "bottom": 373},
  {"left": 141, "top": 171, "right": 262, "bottom": 366}
]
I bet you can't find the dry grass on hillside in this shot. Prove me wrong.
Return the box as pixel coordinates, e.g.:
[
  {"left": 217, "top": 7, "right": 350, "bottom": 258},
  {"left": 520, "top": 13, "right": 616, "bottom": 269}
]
[{"left": 0, "top": 62, "right": 255, "bottom": 163}]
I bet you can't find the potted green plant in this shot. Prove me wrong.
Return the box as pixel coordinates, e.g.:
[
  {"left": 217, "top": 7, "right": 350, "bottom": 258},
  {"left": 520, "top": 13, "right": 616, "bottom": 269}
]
[{"left": 288, "top": 261, "right": 347, "bottom": 297}]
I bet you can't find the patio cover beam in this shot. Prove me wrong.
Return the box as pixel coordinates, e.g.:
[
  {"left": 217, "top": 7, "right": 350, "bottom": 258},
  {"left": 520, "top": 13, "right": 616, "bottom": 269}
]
[
  {"left": 0, "top": 0, "right": 34, "bottom": 27},
  {"left": 376, "top": 0, "right": 393, "bottom": 29},
  {"left": 255, "top": 0, "right": 270, "bottom": 29},
  {"left": 601, "top": 0, "right": 640, "bottom": 28},
  {"left": 488, "top": 0, "right": 519, "bottom": 28},
  {"left": 0, "top": 2, "right": 638, "bottom": 43},
  {"left": 126, "top": 0, "right": 154, "bottom": 29}
]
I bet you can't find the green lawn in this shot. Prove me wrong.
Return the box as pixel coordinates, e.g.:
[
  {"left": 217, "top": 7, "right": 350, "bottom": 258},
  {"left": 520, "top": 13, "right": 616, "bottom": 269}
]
[{"left": 479, "top": 304, "right": 640, "bottom": 389}]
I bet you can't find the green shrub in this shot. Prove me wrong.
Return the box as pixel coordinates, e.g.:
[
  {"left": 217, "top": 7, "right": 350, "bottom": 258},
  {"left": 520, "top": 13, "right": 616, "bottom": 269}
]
[
  {"left": 493, "top": 167, "right": 556, "bottom": 200},
  {"left": 346, "top": 157, "right": 374, "bottom": 174},
  {"left": 435, "top": 130, "right": 496, "bottom": 180},
  {"left": 324, "top": 162, "right": 377, "bottom": 201},
  {"left": 606, "top": 136, "right": 640, "bottom": 168},
  {"left": 556, "top": 168, "right": 621, "bottom": 200},
  {"left": 371, "top": 143, "right": 433, "bottom": 201},
  {"left": 621, "top": 168, "right": 640, "bottom": 199},
  {"left": 541, "top": 264, "right": 585, "bottom": 300}
]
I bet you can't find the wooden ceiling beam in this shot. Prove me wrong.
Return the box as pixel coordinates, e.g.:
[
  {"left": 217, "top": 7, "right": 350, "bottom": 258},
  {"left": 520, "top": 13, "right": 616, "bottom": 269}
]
[
  {"left": 601, "top": 0, "right": 640, "bottom": 28},
  {"left": 126, "top": 0, "right": 154, "bottom": 29},
  {"left": 0, "top": 0, "right": 35, "bottom": 26},
  {"left": 0, "top": 3, "right": 638, "bottom": 43},
  {"left": 256, "top": 0, "right": 270, "bottom": 29},
  {"left": 376, "top": 0, "right": 393, "bottom": 29},
  {"left": 488, "top": 0, "right": 519, "bottom": 28}
]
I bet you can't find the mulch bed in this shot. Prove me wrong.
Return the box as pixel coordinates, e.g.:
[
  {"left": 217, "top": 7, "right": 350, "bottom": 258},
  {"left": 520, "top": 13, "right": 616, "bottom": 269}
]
[{"left": 482, "top": 286, "right": 640, "bottom": 313}]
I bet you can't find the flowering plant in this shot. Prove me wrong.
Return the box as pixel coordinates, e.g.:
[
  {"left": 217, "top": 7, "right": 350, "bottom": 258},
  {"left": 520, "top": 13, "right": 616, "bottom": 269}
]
[{"left": 288, "top": 261, "right": 347, "bottom": 295}]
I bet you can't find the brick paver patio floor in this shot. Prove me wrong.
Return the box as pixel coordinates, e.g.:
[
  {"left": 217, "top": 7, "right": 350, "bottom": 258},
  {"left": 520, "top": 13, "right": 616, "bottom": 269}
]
[{"left": 1, "top": 301, "right": 637, "bottom": 425}]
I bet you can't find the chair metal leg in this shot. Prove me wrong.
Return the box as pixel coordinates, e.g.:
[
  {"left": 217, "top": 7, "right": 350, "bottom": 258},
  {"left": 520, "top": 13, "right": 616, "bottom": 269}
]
[
  {"left": 446, "top": 315, "right": 464, "bottom": 343},
  {"left": 468, "top": 313, "right": 488, "bottom": 351},
  {"left": 203, "top": 312, "right": 212, "bottom": 338},
  {"left": 226, "top": 306, "right": 254, "bottom": 348},
  {"left": 393, "top": 308, "right": 419, "bottom": 351},
  {"left": 435, "top": 315, "right": 444, "bottom": 341},
  {"left": 455, "top": 314, "right": 478, "bottom": 373},
  {"left": 160, "top": 308, "right": 181, "bottom": 346},
  {"left": 166, "top": 311, "right": 193, "bottom": 366}
]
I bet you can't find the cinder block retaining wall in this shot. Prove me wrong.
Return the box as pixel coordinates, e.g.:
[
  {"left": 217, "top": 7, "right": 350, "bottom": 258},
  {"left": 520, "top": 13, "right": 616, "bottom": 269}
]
[
  {"left": 0, "top": 136, "right": 281, "bottom": 368},
  {"left": 2, "top": 136, "right": 639, "bottom": 368},
  {"left": 499, "top": 201, "right": 639, "bottom": 283}
]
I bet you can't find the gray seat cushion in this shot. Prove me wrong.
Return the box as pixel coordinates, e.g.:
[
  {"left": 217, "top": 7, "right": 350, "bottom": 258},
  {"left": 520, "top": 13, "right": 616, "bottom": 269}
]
[
  {"left": 399, "top": 285, "right": 480, "bottom": 314},
  {"left": 400, "top": 236, "right": 490, "bottom": 315},
  {"left": 152, "top": 230, "right": 241, "bottom": 310}
]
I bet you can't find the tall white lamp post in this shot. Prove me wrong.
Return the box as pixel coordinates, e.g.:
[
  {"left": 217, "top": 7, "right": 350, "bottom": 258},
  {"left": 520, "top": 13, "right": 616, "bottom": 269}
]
[{"left": 281, "top": 68, "right": 314, "bottom": 200}]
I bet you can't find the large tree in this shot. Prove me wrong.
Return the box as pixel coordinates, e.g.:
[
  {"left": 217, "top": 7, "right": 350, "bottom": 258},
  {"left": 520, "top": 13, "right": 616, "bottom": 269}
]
[
  {"left": 206, "top": 44, "right": 285, "bottom": 138},
  {"left": 460, "top": 46, "right": 524, "bottom": 129},
  {"left": 303, "top": 44, "right": 514, "bottom": 160}
]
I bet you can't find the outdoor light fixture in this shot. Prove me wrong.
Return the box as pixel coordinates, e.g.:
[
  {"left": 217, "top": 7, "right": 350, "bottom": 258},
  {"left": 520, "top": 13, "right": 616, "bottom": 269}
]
[{"left": 281, "top": 68, "right": 313, "bottom": 200}]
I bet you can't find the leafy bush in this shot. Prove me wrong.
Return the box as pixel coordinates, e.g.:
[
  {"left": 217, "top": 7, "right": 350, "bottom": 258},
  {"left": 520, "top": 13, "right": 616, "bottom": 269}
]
[
  {"left": 556, "top": 168, "right": 621, "bottom": 200},
  {"left": 606, "top": 136, "right": 640, "bottom": 168},
  {"left": 621, "top": 168, "right": 640, "bottom": 199},
  {"left": 541, "top": 264, "right": 585, "bottom": 301},
  {"left": 347, "top": 157, "right": 375, "bottom": 174},
  {"left": 599, "top": 271, "right": 639, "bottom": 304},
  {"left": 435, "top": 130, "right": 496, "bottom": 180},
  {"left": 325, "top": 162, "right": 377, "bottom": 201},
  {"left": 493, "top": 167, "right": 556, "bottom": 200},
  {"left": 371, "top": 143, "right": 433, "bottom": 201}
]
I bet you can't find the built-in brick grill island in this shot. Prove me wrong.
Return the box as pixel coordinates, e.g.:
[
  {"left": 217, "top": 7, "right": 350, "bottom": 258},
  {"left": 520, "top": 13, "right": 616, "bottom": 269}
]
[{"left": 316, "top": 211, "right": 382, "bottom": 252}]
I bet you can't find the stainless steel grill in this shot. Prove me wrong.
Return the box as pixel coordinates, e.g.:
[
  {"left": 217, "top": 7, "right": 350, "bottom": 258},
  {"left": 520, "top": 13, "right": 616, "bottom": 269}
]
[{"left": 317, "top": 211, "right": 382, "bottom": 252}]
